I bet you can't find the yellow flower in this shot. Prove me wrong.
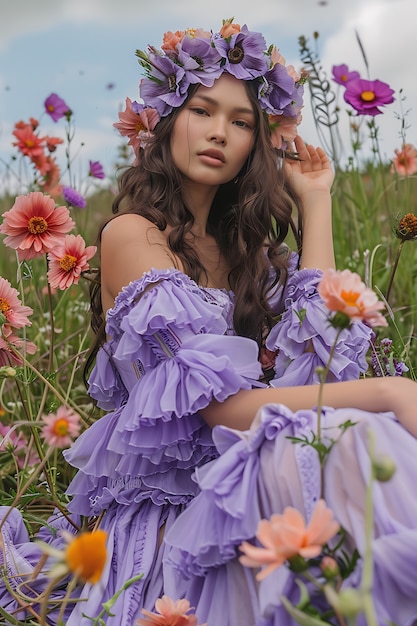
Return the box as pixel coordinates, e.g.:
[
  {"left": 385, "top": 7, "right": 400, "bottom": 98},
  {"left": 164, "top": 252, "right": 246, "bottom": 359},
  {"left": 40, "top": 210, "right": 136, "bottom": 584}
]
[{"left": 65, "top": 530, "right": 107, "bottom": 584}]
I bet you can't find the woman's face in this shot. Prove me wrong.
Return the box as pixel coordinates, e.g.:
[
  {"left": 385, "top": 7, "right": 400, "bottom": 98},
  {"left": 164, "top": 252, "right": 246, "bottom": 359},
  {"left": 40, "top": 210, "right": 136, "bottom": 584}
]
[{"left": 170, "top": 73, "right": 256, "bottom": 189}]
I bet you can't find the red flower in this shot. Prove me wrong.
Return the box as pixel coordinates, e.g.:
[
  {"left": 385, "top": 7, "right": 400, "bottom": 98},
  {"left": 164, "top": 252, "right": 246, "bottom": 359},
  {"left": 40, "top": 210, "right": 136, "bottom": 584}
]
[
  {"left": 47, "top": 234, "right": 97, "bottom": 290},
  {"left": 0, "top": 192, "right": 75, "bottom": 260}
]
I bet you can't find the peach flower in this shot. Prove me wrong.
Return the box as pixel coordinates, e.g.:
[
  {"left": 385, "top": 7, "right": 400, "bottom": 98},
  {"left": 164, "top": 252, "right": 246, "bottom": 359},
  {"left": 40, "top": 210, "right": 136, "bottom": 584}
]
[
  {"left": 113, "top": 97, "right": 160, "bottom": 163},
  {"left": 318, "top": 268, "right": 388, "bottom": 327},
  {"left": 219, "top": 21, "right": 241, "bottom": 38},
  {"left": 391, "top": 143, "right": 417, "bottom": 176},
  {"left": 0, "top": 192, "right": 75, "bottom": 260},
  {"left": 239, "top": 499, "right": 340, "bottom": 580},
  {"left": 137, "top": 595, "right": 205, "bottom": 626},
  {"left": 0, "top": 277, "right": 33, "bottom": 329},
  {"left": 161, "top": 30, "right": 185, "bottom": 52},
  {"left": 47, "top": 234, "right": 96, "bottom": 290},
  {"left": 41, "top": 405, "right": 81, "bottom": 448},
  {"left": 269, "top": 115, "right": 300, "bottom": 150}
]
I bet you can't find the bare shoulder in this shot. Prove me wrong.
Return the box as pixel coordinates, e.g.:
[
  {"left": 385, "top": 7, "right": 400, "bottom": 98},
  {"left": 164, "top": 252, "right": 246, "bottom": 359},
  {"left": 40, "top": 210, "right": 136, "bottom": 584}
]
[{"left": 101, "top": 213, "right": 179, "bottom": 306}]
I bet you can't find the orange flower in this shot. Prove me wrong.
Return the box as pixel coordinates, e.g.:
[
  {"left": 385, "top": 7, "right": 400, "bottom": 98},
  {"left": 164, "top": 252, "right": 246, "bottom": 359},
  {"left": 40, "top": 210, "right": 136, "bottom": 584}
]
[
  {"left": 161, "top": 30, "right": 185, "bottom": 52},
  {"left": 391, "top": 143, "right": 417, "bottom": 176},
  {"left": 219, "top": 21, "right": 241, "bottom": 39},
  {"left": 137, "top": 595, "right": 205, "bottom": 626},
  {"left": 47, "top": 234, "right": 96, "bottom": 290},
  {"left": 65, "top": 530, "right": 107, "bottom": 584},
  {"left": 318, "top": 268, "right": 388, "bottom": 327},
  {"left": 239, "top": 499, "right": 340, "bottom": 580},
  {"left": 0, "top": 191, "right": 75, "bottom": 260},
  {"left": 12, "top": 124, "right": 45, "bottom": 158}
]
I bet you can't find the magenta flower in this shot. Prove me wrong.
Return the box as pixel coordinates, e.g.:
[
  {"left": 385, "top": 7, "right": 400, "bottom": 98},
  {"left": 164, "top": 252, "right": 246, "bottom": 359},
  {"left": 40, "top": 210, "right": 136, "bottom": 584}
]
[
  {"left": 62, "top": 186, "right": 87, "bottom": 209},
  {"left": 44, "top": 93, "right": 71, "bottom": 122},
  {"left": 89, "top": 160, "right": 105, "bottom": 179},
  {"left": 343, "top": 78, "right": 395, "bottom": 116},
  {"left": 332, "top": 64, "right": 360, "bottom": 86}
]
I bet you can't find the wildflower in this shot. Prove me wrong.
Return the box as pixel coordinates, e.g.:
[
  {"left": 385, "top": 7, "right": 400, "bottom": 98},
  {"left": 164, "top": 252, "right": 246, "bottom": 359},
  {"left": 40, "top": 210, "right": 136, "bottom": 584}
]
[
  {"left": 41, "top": 405, "right": 81, "bottom": 448},
  {"left": 239, "top": 499, "right": 340, "bottom": 580},
  {"left": 47, "top": 234, "right": 97, "bottom": 290},
  {"left": 114, "top": 98, "right": 160, "bottom": 159},
  {"left": 395, "top": 213, "right": 417, "bottom": 241},
  {"left": 331, "top": 64, "right": 360, "bottom": 85},
  {"left": 343, "top": 77, "right": 395, "bottom": 116},
  {"left": 89, "top": 160, "right": 105, "bottom": 179},
  {"left": 65, "top": 530, "right": 107, "bottom": 583},
  {"left": 371, "top": 337, "right": 408, "bottom": 377},
  {"left": 12, "top": 124, "right": 45, "bottom": 159},
  {"left": 0, "top": 277, "right": 33, "bottom": 329},
  {"left": 320, "top": 555, "right": 340, "bottom": 580},
  {"left": 45, "top": 136, "right": 64, "bottom": 153},
  {"left": 62, "top": 186, "right": 87, "bottom": 209},
  {"left": 137, "top": 595, "right": 203, "bottom": 626},
  {"left": 318, "top": 268, "right": 388, "bottom": 327},
  {"left": 0, "top": 326, "right": 37, "bottom": 366},
  {"left": 0, "top": 191, "right": 75, "bottom": 260},
  {"left": 391, "top": 144, "right": 417, "bottom": 176},
  {"left": 44, "top": 93, "right": 71, "bottom": 122},
  {"left": 269, "top": 114, "right": 300, "bottom": 150}
]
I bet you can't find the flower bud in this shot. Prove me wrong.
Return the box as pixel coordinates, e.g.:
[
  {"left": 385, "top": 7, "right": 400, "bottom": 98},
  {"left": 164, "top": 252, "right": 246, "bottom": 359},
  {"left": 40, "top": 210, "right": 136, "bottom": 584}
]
[
  {"left": 337, "top": 588, "right": 364, "bottom": 617},
  {"left": 0, "top": 366, "right": 17, "bottom": 379},
  {"left": 320, "top": 556, "right": 340, "bottom": 580},
  {"left": 373, "top": 454, "right": 396, "bottom": 481}
]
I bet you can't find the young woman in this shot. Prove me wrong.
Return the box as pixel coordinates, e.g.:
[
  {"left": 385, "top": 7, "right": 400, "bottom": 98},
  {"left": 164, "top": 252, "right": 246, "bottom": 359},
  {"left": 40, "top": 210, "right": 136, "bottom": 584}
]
[{"left": 1, "top": 19, "right": 417, "bottom": 626}]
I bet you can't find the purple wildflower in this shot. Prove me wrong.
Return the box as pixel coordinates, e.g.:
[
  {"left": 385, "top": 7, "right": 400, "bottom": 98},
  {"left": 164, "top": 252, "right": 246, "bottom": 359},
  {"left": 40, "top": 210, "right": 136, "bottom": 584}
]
[
  {"left": 177, "top": 35, "right": 223, "bottom": 87},
  {"left": 213, "top": 25, "right": 269, "bottom": 80},
  {"left": 343, "top": 78, "right": 395, "bottom": 116},
  {"left": 371, "top": 337, "right": 408, "bottom": 377},
  {"left": 258, "top": 64, "right": 298, "bottom": 115},
  {"left": 332, "top": 64, "right": 360, "bottom": 86},
  {"left": 139, "top": 53, "right": 189, "bottom": 117},
  {"left": 62, "top": 186, "right": 87, "bottom": 209},
  {"left": 89, "top": 160, "right": 105, "bottom": 179},
  {"left": 44, "top": 93, "right": 71, "bottom": 122}
]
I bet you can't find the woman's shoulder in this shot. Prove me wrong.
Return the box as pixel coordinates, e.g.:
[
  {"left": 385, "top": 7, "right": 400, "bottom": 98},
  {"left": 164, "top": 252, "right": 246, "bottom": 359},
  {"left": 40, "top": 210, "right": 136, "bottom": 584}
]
[{"left": 102, "top": 213, "right": 166, "bottom": 247}]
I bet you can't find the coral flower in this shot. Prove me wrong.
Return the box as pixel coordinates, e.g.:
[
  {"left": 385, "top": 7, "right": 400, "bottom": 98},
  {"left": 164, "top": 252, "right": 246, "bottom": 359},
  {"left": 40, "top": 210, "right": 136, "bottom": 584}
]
[
  {"left": 0, "top": 192, "right": 75, "bottom": 260},
  {"left": 114, "top": 97, "right": 160, "bottom": 158},
  {"left": 47, "top": 234, "right": 97, "bottom": 290},
  {"left": 318, "top": 268, "right": 388, "bottom": 327},
  {"left": 239, "top": 500, "right": 340, "bottom": 580},
  {"left": 0, "top": 277, "right": 33, "bottom": 329},
  {"left": 137, "top": 595, "right": 203, "bottom": 626},
  {"left": 391, "top": 144, "right": 417, "bottom": 176},
  {"left": 41, "top": 405, "right": 81, "bottom": 448},
  {"left": 0, "top": 326, "right": 37, "bottom": 366},
  {"left": 162, "top": 30, "right": 186, "bottom": 52},
  {"left": 343, "top": 77, "right": 395, "bottom": 116},
  {"left": 332, "top": 64, "right": 360, "bottom": 86},
  {"left": 12, "top": 125, "right": 45, "bottom": 158},
  {"left": 65, "top": 530, "right": 107, "bottom": 584},
  {"left": 44, "top": 93, "right": 71, "bottom": 122}
]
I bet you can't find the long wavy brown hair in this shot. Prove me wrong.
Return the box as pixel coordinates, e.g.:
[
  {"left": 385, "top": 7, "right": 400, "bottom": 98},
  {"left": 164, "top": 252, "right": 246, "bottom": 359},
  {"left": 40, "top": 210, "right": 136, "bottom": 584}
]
[{"left": 84, "top": 79, "right": 303, "bottom": 381}]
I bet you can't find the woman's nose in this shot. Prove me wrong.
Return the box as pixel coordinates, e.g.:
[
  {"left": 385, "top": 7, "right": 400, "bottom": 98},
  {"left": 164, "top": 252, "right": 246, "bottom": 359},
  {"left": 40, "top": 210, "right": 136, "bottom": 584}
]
[{"left": 209, "top": 118, "right": 227, "bottom": 144}]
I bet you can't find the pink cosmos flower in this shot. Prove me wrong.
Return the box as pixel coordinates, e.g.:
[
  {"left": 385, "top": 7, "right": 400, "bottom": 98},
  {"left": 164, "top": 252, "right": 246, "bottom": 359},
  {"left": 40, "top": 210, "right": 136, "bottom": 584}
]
[
  {"left": 343, "top": 77, "right": 395, "bottom": 116},
  {"left": 332, "top": 64, "right": 360, "bottom": 86},
  {"left": 0, "top": 192, "right": 75, "bottom": 260},
  {"left": 137, "top": 595, "right": 205, "bottom": 626},
  {"left": 44, "top": 93, "right": 71, "bottom": 122},
  {"left": 47, "top": 234, "right": 97, "bottom": 290},
  {"left": 269, "top": 114, "right": 300, "bottom": 150},
  {"left": 391, "top": 143, "right": 417, "bottom": 176},
  {"left": 41, "top": 405, "right": 81, "bottom": 448},
  {"left": 113, "top": 97, "right": 160, "bottom": 162},
  {"left": 318, "top": 268, "right": 388, "bottom": 327},
  {"left": 0, "top": 277, "right": 33, "bottom": 329},
  {"left": 239, "top": 500, "right": 340, "bottom": 580},
  {"left": 89, "top": 160, "right": 105, "bottom": 179},
  {"left": 0, "top": 421, "right": 39, "bottom": 468},
  {"left": 0, "top": 325, "right": 37, "bottom": 366}
]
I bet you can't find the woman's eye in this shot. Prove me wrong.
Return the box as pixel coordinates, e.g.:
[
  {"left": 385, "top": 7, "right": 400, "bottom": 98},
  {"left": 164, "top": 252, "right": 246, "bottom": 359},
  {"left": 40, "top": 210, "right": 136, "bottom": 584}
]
[
  {"left": 234, "top": 120, "right": 252, "bottom": 129},
  {"left": 191, "top": 107, "right": 207, "bottom": 116}
]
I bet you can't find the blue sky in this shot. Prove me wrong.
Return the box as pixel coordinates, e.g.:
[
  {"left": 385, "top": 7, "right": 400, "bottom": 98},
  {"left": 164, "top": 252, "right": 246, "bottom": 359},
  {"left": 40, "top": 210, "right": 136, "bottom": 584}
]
[{"left": 1, "top": 0, "right": 416, "bottom": 195}]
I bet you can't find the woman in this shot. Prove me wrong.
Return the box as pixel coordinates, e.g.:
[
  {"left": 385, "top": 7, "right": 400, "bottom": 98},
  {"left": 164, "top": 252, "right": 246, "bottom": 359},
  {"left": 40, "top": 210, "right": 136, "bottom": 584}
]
[{"left": 1, "top": 19, "right": 417, "bottom": 626}]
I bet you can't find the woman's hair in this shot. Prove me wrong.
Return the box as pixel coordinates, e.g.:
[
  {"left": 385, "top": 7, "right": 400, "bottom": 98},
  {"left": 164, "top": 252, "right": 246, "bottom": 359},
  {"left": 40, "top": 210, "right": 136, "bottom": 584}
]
[{"left": 85, "top": 79, "right": 303, "bottom": 381}]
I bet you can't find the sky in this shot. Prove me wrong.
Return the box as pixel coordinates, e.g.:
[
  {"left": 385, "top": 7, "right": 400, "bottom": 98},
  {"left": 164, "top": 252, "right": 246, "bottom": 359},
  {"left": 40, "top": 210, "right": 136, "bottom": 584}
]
[{"left": 1, "top": 0, "right": 416, "bottom": 195}]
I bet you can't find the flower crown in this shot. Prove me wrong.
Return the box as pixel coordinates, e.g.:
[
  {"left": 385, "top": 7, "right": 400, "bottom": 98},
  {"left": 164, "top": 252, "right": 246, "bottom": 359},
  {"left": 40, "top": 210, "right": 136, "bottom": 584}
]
[{"left": 114, "top": 18, "right": 305, "bottom": 160}]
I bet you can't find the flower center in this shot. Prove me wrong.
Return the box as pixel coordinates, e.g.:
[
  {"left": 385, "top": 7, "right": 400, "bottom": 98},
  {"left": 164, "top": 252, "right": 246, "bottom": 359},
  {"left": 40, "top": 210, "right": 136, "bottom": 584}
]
[
  {"left": 341, "top": 74, "right": 348, "bottom": 82},
  {"left": 53, "top": 418, "right": 69, "bottom": 436},
  {"left": 59, "top": 254, "right": 78, "bottom": 272},
  {"left": 228, "top": 44, "right": 244, "bottom": 64},
  {"left": 0, "top": 298, "right": 11, "bottom": 313},
  {"left": 168, "top": 75, "right": 177, "bottom": 92},
  {"left": 28, "top": 216, "right": 48, "bottom": 234},
  {"left": 47, "top": 104, "right": 55, "bottom": 112},
  {"left": 340, "top": 289, "right": 360, "bottom": 308},
  {"left": 25, "top": 139, "right": 35, "bottom": 148},
  {"left": 135, "top": 120, "right": 148, "bottom": 133},
  {"left": 361, "top": 90, "right": 376, "bottom": 102}
]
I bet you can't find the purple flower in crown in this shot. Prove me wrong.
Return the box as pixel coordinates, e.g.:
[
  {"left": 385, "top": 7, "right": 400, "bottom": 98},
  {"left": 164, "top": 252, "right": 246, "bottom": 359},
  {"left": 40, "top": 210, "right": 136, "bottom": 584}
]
[
  {"left": 258, "top": 63, "right": 298, "bottom": 115},
  {"left": 214, "top": 25, "right": 269, "bottom": 80},
  {"left": 177, "top": 34, "right": 223, "bottom": 87},
  {"left": 139, "top": 52, "right": 189, "bottom": 117}
]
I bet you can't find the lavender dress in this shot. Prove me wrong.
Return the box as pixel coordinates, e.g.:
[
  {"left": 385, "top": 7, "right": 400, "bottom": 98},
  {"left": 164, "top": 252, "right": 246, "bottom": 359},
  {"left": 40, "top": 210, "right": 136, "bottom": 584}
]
[{"left": 1, "top": 265, "right": 417, "bottom": 626}]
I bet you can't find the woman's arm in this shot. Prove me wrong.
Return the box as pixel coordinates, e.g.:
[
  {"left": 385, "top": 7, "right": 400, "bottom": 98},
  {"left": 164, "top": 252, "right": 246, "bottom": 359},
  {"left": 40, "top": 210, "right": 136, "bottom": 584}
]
[
  {"left": 201, "top": 376, "right": 417, "bottom": 437},
  {"left": 284, "top": 136, "right": 335, "bottom": 271}
]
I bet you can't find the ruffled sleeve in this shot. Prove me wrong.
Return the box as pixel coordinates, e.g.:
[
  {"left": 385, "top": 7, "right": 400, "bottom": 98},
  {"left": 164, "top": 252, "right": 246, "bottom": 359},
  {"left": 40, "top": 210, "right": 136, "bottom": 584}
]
[
  {"left": 267, "top": 268, "right": 373, "bottom": 386},
  {"left": 64, "top": 269, "right": 264, "bottom": 514}
]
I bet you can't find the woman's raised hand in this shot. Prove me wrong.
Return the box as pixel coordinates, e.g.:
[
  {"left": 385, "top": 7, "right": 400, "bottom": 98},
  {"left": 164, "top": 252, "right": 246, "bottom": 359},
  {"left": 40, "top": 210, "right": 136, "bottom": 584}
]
[{"left": 284, "top": 135, "right": 334, "bottom": 198}]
